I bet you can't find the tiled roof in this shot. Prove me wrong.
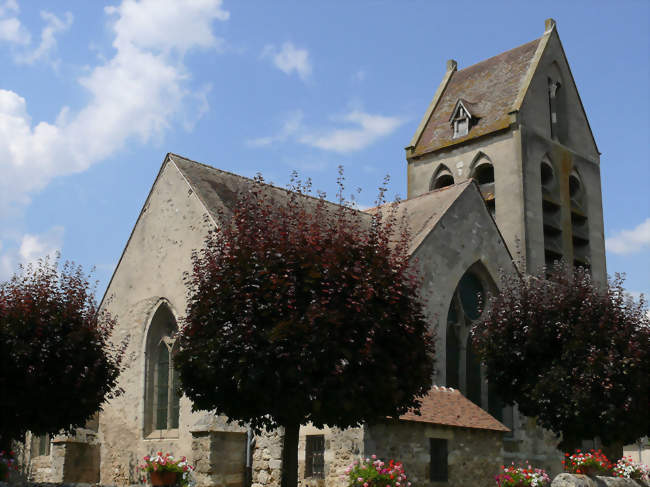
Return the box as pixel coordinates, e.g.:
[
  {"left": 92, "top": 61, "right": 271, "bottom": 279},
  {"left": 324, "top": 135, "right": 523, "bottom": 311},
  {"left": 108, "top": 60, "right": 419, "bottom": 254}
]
[
  {"left": 366, "top": 181, "right": 475, "bottom": 255},
  {"left": 413, "top": 38, "right": 541, "bottom": 156},
  {"left": 399, "top": 386, "right": 510, "bottom": 432}
]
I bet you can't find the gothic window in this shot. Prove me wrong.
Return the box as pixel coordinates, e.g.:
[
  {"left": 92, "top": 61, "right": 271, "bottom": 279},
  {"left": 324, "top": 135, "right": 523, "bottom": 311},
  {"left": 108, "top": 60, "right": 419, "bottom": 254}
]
[
  {"left": 430, "top": 165, "right": 454, "bottom": 190},
  {"left": 541, "top": 156, "right": 563, "bottom": 272},
  {"left": 569, "top": 170, "right": 590, "bottom": 270},
  {"left": 548, "top": 78, "right": 561, "bottom": 140},
  {"left": 145, "top": 303, "right": 181, "bottom": 436},
  {"left": 445, "top": 265, "right": 506, "bottom": 422},
  {"left": 305, "top": 435, "right": 325, "bottom": 478},
  {"left": 471, "top": 154, "right": 495, "bottom": 216}
]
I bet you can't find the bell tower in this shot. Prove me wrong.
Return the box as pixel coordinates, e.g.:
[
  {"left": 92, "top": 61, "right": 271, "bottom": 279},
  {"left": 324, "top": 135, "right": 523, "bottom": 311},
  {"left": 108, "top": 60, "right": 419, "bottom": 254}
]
[{"left": 405, "top": 19, "right": 606, "bottom": 283}]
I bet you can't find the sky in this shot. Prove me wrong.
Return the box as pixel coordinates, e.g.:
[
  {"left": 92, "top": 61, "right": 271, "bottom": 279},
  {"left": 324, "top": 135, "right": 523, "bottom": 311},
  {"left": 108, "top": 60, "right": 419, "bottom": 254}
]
[{"left": 0, "top": 0, "right": 648, "bottom": 302}]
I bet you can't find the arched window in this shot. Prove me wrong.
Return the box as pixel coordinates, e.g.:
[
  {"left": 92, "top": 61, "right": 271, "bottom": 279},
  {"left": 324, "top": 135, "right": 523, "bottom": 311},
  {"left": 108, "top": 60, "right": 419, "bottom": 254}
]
[
  {"left": 445, "top": 264, "right": 502, "bottom": 415},
  {"left": 145, "top": 303, "right": 180, "bottom": 436},
  {"left": 569, "top": 169, "right": 590, "bottom": 270},
  {"left": 541, "top": 155, "right": 563, "bottom": 272},
  {"left": 430, "top": 165, "right": 454, "bottom": 190},
  {"left": 470, "top": 153, "right": 495, "bottom": 216}
]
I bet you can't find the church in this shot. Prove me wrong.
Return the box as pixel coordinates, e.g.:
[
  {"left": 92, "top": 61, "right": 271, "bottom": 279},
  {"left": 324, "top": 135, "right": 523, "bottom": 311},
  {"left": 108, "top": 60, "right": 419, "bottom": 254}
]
[{"left": 25, "top": 18, "right": 606, "bottom": 487}]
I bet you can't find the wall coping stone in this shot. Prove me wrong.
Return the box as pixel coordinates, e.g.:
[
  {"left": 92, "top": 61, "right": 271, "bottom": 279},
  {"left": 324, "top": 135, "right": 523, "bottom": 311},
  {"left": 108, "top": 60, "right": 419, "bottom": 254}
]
[{"left": 551, "top": 473, "right": 650, "bottom": 487}]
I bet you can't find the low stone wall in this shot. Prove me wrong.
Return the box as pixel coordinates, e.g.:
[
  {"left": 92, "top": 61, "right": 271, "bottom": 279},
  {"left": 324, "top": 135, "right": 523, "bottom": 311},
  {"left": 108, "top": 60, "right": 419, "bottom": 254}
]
[{"left": 551, "top": 474, "right": 650, "bottom": 486}]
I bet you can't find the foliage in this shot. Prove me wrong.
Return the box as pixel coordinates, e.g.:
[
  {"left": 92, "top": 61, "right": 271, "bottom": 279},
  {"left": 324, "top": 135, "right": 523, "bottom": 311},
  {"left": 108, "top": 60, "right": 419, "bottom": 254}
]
[
  {"left": 472, "top": 261, "right": 650, "bottom": 449},
  {"left": 562, "top": 449, "right": 613, "bottom": 476},
  {"left": 175, "top": 170, "right": 434, "bottom": 486},
  {"left": 0, "top": 257, "right": 125, "bottom": 448},
  {"left": 345, "top": 455, "right": 411, "bottom": 487},
  {"left": 495, "top": 463, "right": 550, "bottom": 487},
  {"left": 0, "top": 450, "right": 17, "bottom": 481},
  {"left": 138, "top": 452, "right": 195, "bottom": 487},
  {"left": 612, "top": 456, "right": 649, "bottom": 480}
]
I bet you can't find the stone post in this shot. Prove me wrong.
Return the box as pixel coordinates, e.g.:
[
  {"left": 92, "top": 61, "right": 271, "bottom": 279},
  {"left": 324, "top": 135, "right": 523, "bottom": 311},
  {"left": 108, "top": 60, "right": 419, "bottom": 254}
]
[{"left": 191, "top": 429, "right": 247, "bottom": 487}]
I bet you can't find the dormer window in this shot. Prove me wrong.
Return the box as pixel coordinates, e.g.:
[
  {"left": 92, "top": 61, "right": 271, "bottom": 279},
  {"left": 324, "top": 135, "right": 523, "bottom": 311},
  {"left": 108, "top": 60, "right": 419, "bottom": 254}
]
[{"left": 450, "top": 99, "right": 477, "bottom": 139}]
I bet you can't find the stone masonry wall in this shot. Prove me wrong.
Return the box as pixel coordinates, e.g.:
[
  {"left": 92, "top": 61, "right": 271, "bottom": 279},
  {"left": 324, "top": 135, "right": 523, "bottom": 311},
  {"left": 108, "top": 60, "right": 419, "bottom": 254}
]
[
  {"left": 365, "top": 421, "right": 503, "bottom": 487},
  {"left": 251, "top": 429, "right": 283, "bottom": 487}
]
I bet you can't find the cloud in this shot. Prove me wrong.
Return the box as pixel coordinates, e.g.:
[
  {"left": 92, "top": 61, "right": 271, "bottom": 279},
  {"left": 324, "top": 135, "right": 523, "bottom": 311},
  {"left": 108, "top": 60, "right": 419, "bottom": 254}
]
[
  {"left": 0, "top": 226, "right": 64, "bottom": 278},
  {"left": 299, "top": 110, "right": 405, "bottom": 153},
  {"left": 15, "top": 10, "right": 73, "bottom": 65},
  {"left": 248, "top": 108, "right": 406, "bottom": 154},
  {"left": 0, "top": 0, "right": 30, "bottom": 45},
  {"left": 262, "top": 42, "right": 311, "bottom": 80},
  {"left": 0, "top": 0, "right": 229, "bottom": 213},
  {"left": 247, "top": 110, "right": 303, "bottom": 147},
  {"left": 606, "top": 218, "right": 650, "bottom": 254}
]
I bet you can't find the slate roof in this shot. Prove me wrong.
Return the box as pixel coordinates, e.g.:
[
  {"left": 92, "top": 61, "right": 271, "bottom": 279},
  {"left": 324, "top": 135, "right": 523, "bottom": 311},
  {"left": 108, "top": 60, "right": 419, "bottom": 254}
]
[
  {"left": 170, "top": 153, "right": 365, "bottom": 224},
  {"left": 365, "top": 181, "right": 474, "bottom": 255},
  {"left": 400, "top": 386, "right": 510, "bottom": 432},
  {"left": 412, "top": 38, "right": 541, "bottom": 156},
  {"left": 171, "top": 153, "right": 474, "bottom": 257}
]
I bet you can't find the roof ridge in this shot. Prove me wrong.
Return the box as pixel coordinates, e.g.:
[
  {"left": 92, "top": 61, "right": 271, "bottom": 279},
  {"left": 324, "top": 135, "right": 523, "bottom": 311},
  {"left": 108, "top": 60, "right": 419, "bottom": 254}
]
[{"left": 168, "top": 153, "right": 367, "bottom": 216}]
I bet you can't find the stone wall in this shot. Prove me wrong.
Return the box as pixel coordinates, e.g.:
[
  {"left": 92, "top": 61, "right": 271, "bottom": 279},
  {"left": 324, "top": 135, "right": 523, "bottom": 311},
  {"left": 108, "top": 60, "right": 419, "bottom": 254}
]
[
  {"left": 251, "top": 429, "right": 283, "bottom": 487},
  {"left": 364, "top": 421, "right": 503, "bottom": 487},
  {"left": 551, "top": 473, "right": 650, "bottom": 486},
  {"left": 298, "top": 425, "right": 363, "bottom": 487}
]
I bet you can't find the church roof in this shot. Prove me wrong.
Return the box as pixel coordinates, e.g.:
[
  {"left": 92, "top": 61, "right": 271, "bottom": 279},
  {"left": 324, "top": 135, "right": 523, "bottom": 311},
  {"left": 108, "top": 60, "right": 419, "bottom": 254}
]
[
  {"left": 170, "top": 153, "right": 365, "bottom": 224},
  {"left": 365, "top": 180, "right": 475, "bottom": 255},
  {"left": 399, "top": 386, "right": 510, "bottom": 432},
  {"left": 409, "top": 36, "right": 543, "bottom": 157},
  {"left": 171, "top": 153, "right": 475, "bottom": 257}
]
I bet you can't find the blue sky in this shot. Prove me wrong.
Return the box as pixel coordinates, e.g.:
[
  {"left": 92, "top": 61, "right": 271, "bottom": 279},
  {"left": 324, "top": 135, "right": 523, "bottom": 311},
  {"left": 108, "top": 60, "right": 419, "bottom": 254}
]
[{"left": 0, "top": 0, "right": 648, "bottom": 302}]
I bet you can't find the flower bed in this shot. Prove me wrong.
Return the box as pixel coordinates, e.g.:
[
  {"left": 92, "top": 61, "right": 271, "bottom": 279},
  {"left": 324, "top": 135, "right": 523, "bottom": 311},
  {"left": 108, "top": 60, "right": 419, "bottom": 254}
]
[
  {"left": 344, "top": 455, "right": 411, "bottom": 487},
  {"left": 563, "top": 449, "right": 613, "bottom": 476},
  {"left": 562, "top": 449, "right": 649, "bottom": 481},
  {"left": 495, "top": 463, "right": 550, "bottom": 487},
  {"left": 612, "top": 456, "right": 650, "bottom": 481},
  {"left": 138, "top": 452, "right": 195, "bottom": 486}
]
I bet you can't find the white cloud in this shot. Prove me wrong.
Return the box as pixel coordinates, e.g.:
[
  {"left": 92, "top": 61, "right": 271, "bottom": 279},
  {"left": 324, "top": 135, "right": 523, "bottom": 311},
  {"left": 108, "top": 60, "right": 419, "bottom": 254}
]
[
  {"left": 262, "top": 42, "right": 311, "bottom": 81},
  {"left": 0, "top": 0, "right": 18, "bottom": 17},
  {"left": 606, "top": 218, "right": 650, "bottom": 254},
  {"left": 0, "top": 0, "right": 229, "bottom": 213},
  {"left": 299, "top": 110, "right": 405, "bottom": 153},
  {"left": 248, "top": 108, "right": 405, "bottom": 154},
  {"left": 0, "top": 16, "right": 30, "bottom": 45},
  {"left": 15, "top": 10, "right": 73, "bottom": 65},
  {"left": 247, "top": 110, "right": 303, "bottom": 147},
  {"left": 106, "top": 0, "right": 229, "bottom": 54},
  {"left": 0, "top": 226, "right": 64, "bottom": 278}
]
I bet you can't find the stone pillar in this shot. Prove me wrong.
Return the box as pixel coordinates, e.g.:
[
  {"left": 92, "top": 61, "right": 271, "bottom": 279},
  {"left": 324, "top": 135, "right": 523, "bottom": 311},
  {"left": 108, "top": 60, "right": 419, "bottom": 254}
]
[
  {"left": 251, "top": 429, "right": 283, "bottom": 487},
  {"left": 191, "top": 429, "right": 247, "bottom": 487},
  {"left": 49, "top": 438, "right": 100, "bottom": 483}
]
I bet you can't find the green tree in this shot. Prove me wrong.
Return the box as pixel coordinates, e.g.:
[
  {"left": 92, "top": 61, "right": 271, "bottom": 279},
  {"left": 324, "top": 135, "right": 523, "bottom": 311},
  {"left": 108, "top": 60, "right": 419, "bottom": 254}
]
[
  {"left": 175, "top": 172, "right": 435, "bottom": 487},
  {"left": 0, "top": 258, "right": 125, "bottom": 452},
  {"left": 472, "top": 262, "right": 649, "bottom": 453}
]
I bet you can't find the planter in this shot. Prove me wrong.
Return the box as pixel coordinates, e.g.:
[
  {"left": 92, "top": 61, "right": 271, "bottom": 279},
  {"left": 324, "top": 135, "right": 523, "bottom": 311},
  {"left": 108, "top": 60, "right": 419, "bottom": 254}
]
[{"left": 150, "top": 471, "right": 179, "bottom": 486}]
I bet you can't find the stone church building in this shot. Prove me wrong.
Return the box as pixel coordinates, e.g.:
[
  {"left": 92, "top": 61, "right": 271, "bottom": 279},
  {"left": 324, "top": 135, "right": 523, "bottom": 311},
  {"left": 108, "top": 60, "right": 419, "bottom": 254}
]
[{"left": 25, "top": 19, "right": 606, "bottom": 487}]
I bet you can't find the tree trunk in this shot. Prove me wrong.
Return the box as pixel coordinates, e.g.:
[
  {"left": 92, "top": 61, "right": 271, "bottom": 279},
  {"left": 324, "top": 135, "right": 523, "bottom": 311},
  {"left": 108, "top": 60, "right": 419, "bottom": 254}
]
[{"left": 280, "top": 422, "right": 300, "bottom": 487}]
